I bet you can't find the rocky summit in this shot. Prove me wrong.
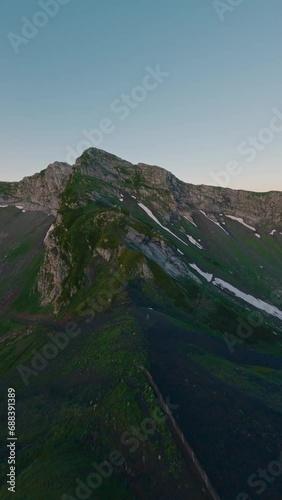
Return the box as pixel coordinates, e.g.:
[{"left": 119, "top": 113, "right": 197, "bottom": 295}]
[{"left": 0, "top": 148, "right": 282, "bottom": 499}]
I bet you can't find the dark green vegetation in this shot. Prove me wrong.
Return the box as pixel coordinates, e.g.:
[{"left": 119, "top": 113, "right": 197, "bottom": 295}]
[
  {"left": 0, "top": 312, "right": 205, "bottom": 499},
  {"left": 147, "top": 310, "right": 282, "bottom": 499},
  {"left": 0, "top": 182, "right": 15, "bottom": 197},
  {"left": 0, "top": 151, "right": 282, "bottom": 499}
]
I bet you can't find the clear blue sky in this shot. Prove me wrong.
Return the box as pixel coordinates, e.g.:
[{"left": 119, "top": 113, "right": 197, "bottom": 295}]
[{"left": 1, "top": 0, "right": 282, "bottom": 191}]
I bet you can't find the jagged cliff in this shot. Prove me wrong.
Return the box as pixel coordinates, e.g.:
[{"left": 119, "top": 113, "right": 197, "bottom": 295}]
[
  {"left": 1, "top": 148, "right": 281, "bottom": 313},
  {"left": 1, "top": 149, "right": 282, "bottom": 500},
  {"left": 74, "top": 148, "right": 282, "bottom": 227},
  {"left": 0, "top": 161, "right": 72, "bottom": 213},
  {"left": 0, "top": 148, "right": 282, "bottom": 224},
  {"left": 1, "top": 148, "right": 281, "bottom": 223}
]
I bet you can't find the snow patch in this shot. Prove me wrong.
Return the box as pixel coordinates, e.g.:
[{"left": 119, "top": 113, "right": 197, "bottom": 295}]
[
  {"left": 226, "top": 215, "right": 256, "bottom": 232},
  {"left": 138, "top": 203, "right": 189, "bottom": 246},
  {"left": 255, "top": 234, "right": 261, "bottom": 239},
  {"left": 186, "top": 260, "right": 282, "bottom": 321},
  {"left": 199, "top": 210, "right": 229, "bottom": 235},
  {"left": 0, "top": 205, "right": 8, "bottom": 208},
  {"left": 44, "top": 224, "right": 55, "bottom": 242},
  {"left": 186, "top": 234, "right": 204, "bottom": 250},
  {"left": 177, "top": 249, "right": 184, "bottom": 256},
  {"left": 189, "top": 263, "right": 213, "bottom": 282},
  {"left": 213, "top": 278, "right": 282, "bottom": 321},
  {"left": 15, "top": 205, "right": 24, "bottom": 210},
  {"left": 184, "top": 216, "right": 197, "bottom": 227},
  {"left": 270, "top": 230, "right": 276, "bottom": 236}
]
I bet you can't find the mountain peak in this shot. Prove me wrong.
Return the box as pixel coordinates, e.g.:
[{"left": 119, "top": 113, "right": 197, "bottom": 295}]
[{"left": 0, "top": 148, "right": 281, "bottom": 226}]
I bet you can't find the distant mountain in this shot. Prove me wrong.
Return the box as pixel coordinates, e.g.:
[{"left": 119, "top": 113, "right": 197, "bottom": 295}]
[{"left": 0, "top": 148, "right": 282, "bottom": 499}]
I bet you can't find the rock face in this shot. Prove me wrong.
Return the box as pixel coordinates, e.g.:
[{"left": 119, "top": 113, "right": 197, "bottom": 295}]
[
  {"left": 125, "top": 227, "right": 201, "bottom": 283},
  {"left": 1, "top": 148, "right": 281, "bottom": 224},
  {"left": 74, "top": 148, "right": 282, "bottom": 228},
  {"left": 1, "top": 147, "right": 281, "bottom": 312},
  {"left": 0, "top": 162, "right": 72, "bottom": 214},
  {"left": 37, "top": 220, "right": 69, "bottom": 311}
]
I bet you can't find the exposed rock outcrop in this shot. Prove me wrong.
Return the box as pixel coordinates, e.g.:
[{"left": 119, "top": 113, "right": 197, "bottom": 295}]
[
  {"left": 75, "top": 148, "right": 282, "bottom": 229},
  {"left": 37, "top": 224, "right": 69, "bottom": 312},
  {"left": 1, "top": 147, "right": 281, "bottom": 312},
  {"left": 0, "top": 162, "right": 72, "bottom": 214},
  {"left": 125, "top": 227, "right": 201, "bottom": 283}
]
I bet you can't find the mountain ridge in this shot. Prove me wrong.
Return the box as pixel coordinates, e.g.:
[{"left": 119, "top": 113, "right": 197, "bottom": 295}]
[
  {"left": 2, "top": 147, "right": 282, "bottom": 193},
  {"left": 0, "top": 148, "right": 281, "bottom": 227},
  {"left": 0, "top": 148, "right": 282, "bottom": 499}
]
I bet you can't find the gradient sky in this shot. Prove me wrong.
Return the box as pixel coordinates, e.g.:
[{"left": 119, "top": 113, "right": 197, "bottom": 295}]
[{"left": 0, "top": 0, "right": 282, "bottom": 191}]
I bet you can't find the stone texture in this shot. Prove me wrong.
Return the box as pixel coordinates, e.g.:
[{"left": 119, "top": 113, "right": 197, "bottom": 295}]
[
  {"left": 0, "top": 162, "right": 72, "bottom": 214},
  {"left": 1, "top": 147, "right": 281, "bottom": 311}
]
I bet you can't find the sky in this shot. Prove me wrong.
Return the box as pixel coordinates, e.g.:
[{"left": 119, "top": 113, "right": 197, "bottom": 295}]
[{"left": 0, "top": 0, "right": 282, "bottom": 192}]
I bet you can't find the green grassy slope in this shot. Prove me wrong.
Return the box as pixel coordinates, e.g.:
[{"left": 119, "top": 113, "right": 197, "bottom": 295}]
[{"left": 0, "top": 165, "right": 282, "bottom": 499}]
